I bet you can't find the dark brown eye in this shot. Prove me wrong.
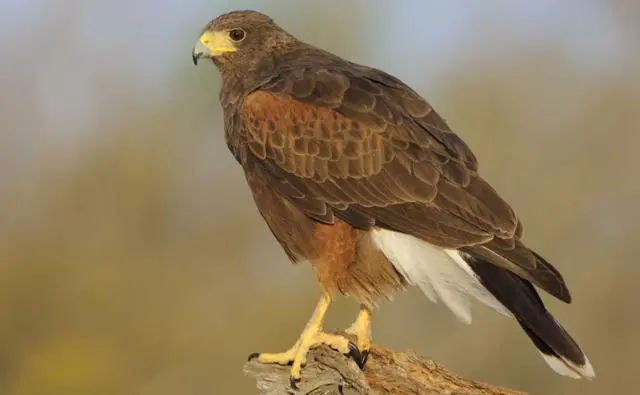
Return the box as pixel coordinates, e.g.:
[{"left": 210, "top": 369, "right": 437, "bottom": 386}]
[{"left": 228, "top": 29, "right": 246, "bottom": 42}]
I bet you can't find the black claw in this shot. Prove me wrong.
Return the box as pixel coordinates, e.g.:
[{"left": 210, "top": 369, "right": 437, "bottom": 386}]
[
  {"left": 247, "top": 352, "right": 260, "bottom": 362},
  {"left": 346, "top": 341, "right": 367, "bottom": 369},
  {"left": 360, "top": 350, "right": 369, "bottom": 368},
  {"left": 290, "top": 375, "right": 301, "bottom": 390}
]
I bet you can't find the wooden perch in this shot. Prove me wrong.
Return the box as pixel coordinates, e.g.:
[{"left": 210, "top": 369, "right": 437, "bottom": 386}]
[{"left": 244, "top": 335, "right": 527, "bottom": 395}]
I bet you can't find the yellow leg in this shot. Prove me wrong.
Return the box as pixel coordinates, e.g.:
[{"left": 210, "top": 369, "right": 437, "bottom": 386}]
[
  {"left": 346, "top": 305, "right": 372, "bottom": 363},
  {"left": 249, "top": 293, "right": 365, "bottom": 388}
]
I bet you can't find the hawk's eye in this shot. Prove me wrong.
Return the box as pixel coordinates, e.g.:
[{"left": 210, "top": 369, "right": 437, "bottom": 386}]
[{"left": 228, "top": 29, "right": 246, "bottom": 42}]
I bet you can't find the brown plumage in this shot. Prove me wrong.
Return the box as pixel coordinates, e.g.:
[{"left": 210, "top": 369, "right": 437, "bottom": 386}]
[{"left": 192, "top": 10, "right": 594, "bottom": 386}]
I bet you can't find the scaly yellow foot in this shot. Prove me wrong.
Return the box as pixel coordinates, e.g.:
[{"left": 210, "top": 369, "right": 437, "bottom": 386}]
[
  {"left": 248, "top": 293, "right": 366, "bottom": 389},
  {"left": 346, "top": 306, "right": 372, "bottom": 367}
]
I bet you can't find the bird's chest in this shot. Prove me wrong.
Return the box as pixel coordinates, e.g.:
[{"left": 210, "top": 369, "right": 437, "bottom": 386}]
[
  {"left": 244, "top": 173, "right": 403, "bottom": 305},
  {"left": 244, "top": 167, "right": 364, "bottom": 290}
]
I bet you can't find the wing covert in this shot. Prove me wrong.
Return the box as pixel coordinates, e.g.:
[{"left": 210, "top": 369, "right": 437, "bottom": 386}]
[
  {"left": 240, "top": 67, "right": 515, "bottom": 239},
  {"left": 235, "top": 67, "right": 569, "bottom": 301}
]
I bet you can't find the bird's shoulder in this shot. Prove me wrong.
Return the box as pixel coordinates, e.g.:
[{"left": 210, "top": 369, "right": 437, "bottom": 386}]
[{"left": 240, "top": 49, "right": 478, "bottom": 172}]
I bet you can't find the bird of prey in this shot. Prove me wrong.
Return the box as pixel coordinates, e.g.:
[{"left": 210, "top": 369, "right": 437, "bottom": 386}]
[{"left": 192, "top": 10, "right": 594, "bottom": 387}]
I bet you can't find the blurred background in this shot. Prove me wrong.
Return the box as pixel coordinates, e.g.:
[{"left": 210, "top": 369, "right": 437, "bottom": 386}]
[{"left": 1, "top": 0, "right": 638, "bottom": 394}]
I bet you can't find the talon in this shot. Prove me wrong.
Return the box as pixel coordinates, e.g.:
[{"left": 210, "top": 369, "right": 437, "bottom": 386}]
[
  {"left": 247, "top": 352, "right": 260, "bottom": 361},
  {"left": 346, "top": 306, "right": 372, "bottom": 369},
  {"left": 290, "top": 375, "right": 301, "bottom": 390},
  {"left": 360, "top": 350, "right": 369, "bottom": 369},
  {"left": 346, "top": 341, "right": 366, "bottom": 369}
]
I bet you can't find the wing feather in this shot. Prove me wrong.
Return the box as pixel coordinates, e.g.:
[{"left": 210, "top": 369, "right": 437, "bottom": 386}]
[{"left": 236, "top": 67, "right": 570, "bottom": 302}]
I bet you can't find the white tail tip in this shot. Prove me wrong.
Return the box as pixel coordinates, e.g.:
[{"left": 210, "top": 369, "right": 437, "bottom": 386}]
[{"left": 539, "top": 352, "right": 595, "bottom": 380}]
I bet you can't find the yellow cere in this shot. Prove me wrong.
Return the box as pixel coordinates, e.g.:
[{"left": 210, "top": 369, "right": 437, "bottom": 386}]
[{"left": 199, "top": 31, "right": 237, "bottom": 55}]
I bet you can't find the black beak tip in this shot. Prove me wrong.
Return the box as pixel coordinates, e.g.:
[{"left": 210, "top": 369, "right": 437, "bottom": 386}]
[{"left": 192, "top": 53, "right": 199, "bottom": 66}]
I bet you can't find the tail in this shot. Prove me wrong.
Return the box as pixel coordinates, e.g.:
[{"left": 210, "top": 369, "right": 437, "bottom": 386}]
[{"left": 464, "top": 252, "right": 595, "bottom": 379}]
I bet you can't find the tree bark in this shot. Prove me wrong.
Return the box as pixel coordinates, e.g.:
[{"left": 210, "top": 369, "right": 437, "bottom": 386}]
[{"left": 244, "top": 337, "right": 527, "bottom": 395}]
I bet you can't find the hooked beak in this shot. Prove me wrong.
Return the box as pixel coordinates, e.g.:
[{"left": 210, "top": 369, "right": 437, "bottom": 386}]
[{"left": 192, "top": 31, "right": 237, "bottom": 65}]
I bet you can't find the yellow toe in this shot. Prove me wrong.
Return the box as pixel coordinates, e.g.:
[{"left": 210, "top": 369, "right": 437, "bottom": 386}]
[
  {"left": 290, "top": 331, "right": 354, "bottom": 379},
  {"left": 254, "top": 342, "right": 299, "bottom": 365},
  {"left": 312, "top": 332, "right": 352, "bottom": 353},
  {"left": 346, "top": 306, "right": 372, "bottom": 353}
]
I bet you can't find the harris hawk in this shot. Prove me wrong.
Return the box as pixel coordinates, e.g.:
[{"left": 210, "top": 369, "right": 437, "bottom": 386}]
[{"left": 192, "top": 10, "right": 594, "bottom": 387}]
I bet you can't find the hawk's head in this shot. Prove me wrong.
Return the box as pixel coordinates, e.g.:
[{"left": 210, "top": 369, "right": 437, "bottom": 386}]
[{"left": 192, "top": 10, "right": 295, "bottom": 75}]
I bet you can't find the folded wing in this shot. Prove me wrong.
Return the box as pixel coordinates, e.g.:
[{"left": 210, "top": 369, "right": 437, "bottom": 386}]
[{"left": 236, "top": 66, "right": 570, "bottom": 302}]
